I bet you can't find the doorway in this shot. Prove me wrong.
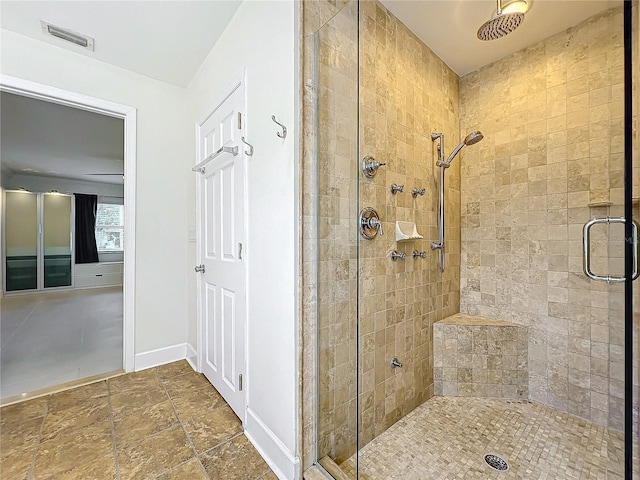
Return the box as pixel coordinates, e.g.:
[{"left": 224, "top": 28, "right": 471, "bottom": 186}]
[{"left": 0, "top": 75, "right": 136, "bottom": 403}]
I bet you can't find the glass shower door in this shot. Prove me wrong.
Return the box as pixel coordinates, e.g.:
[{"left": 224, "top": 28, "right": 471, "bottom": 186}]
[
  {"left": 4, "top": 190, "right": 39, "bottom": 292},
  {"left": 314, "top": 1, "right": 360, "bottom": 478}
]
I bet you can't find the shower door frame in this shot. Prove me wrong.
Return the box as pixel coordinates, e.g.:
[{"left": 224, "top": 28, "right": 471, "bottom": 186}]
[{"left": 622, "top": 1, "right": 635, "bottom": 478}]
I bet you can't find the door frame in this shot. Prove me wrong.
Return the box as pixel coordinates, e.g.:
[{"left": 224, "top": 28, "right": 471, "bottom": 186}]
[
  {"left": 0, "top": 74, "right": 137, "bottom": 372},
  {"left": 194, "top": 69, "right": 248, "bottom": 406}
]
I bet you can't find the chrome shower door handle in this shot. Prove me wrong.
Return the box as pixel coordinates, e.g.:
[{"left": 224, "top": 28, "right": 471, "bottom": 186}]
[{"left": 583, "top": 217, "right": 639, "bottom": 283}]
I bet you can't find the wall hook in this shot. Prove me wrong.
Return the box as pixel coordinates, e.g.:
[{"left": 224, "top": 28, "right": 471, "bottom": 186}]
[
  {"left": 241, "top": 137, "right": 254, "bottom": 156},
  {"left": 271, "top": 115, "right": 287, "bottom": 139}
]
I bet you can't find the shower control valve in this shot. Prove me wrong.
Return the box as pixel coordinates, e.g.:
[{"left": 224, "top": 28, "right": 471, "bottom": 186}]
[
  {"left": 391, "top": 251, "right": 406, "bottom": 261},
  {"left": 390, "top": 184, "right": 404, "bottom": 195},
  {"left": 412, "top": 250, "right": 427, "bottom": 259},
  {"left": 362, "top": 155, "right": 386, "bottom": 178},
  {"left": 411, "top": 188, "right": 426, "bottom": 197},
  {"left": 359, "top": 207, "right": 383, "bottom": 240}
]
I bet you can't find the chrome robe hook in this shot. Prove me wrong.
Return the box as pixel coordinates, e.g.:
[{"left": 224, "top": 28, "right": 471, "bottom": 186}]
[
  {"left": 241, "top": 137, "right": 254, "bottom": 156},
  {"left": 271, "top": 115, "right": 287, "bottom": 139}
]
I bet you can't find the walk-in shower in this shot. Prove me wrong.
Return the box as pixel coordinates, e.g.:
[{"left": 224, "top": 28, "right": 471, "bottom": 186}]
[
  {"left": 431, "top": 131, "right": 484, "bottom": 272},
  {"left": 304, "top": 0, "right": 639, "bottom": 478}
]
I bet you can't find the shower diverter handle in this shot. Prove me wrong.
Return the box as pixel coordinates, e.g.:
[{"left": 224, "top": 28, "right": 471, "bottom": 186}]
[{"left": 359, "top": 207, "right": 383, "bottom": 240}]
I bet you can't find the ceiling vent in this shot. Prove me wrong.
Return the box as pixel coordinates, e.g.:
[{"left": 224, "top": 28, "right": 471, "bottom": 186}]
[{"left": 40, "top": 21, "right": 94, "bottom": 51}]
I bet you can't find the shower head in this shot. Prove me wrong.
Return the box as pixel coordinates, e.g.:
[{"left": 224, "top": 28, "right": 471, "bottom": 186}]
[
  {"left": 477, "top": 0, "right": 528, "bottom": 41},
  {"left": 442, "top": 131, "right": 484, "bottom": 167},
  {"left": 464, "top": 131, "right": 484, "bottom": 146}
]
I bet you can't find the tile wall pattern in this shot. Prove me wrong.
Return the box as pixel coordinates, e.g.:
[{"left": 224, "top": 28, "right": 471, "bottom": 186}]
[
  {"left": 356, "top": 0, "right": 461, "bottom": 452},
  {"left": 300, "top": 0, "right": 354, "bottom": 470},
  {"left": 0, "top": 362, "right": 275, "bottom": 480},
  {"left": 458, "top": 7, "right": 636, "bottom": 431},
  {"left": 302, "top": 0, "right": 464, "bottom": 467},
  {"left": 433, "top": 314, "right": 528, "bottom": 399}
]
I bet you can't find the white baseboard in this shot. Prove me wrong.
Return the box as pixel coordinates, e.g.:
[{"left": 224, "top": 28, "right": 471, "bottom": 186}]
[
  {"left": 245, "top": 407, "right": 300, "bottom": 480},
  {"left": 134, "top": 343, "right": 187, "bottom": 371},
  {"left": 186, "top": 343, "right": 198, "bottom": 372}
]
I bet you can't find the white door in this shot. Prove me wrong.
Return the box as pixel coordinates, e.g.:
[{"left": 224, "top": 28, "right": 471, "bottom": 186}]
[{"left": 196, "top": 81, "right": 246, "bottom": 420}]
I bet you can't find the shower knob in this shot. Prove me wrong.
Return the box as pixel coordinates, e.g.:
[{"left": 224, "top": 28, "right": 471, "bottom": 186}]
[
  {"left": 391, "top": 184, "right": 404, "bottom": 195},
  {"left": 412, "top": 188, "right": 426, "bottom": 197},
  {"left": 391, "top": 251, "right": 406, "bottom": 261},
  {"left": 412, "top": 250, "right": 427, "bottom": 259},
  {"left": 362, "top": 155, "right": 386, "bottom": 178},
  {"left": 359, "top": 207, "right": 383, "bottom": 240}
]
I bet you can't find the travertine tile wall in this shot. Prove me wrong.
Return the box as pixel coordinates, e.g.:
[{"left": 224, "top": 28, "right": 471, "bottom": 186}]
[
  {"left": 301, "top": 0, "right": 358, "bottom": 469},
  {"left": 357, "top": 0, "right": 461, "bottom": 449},
  {"left": 458, "top": 7, "right": 631, "bottom": 430},
  {"left": 301, "top": 0, "right": 462, "bottom": 467}
]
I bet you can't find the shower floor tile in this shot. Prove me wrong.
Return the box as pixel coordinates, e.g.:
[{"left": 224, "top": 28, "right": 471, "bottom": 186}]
[{"left": 340, "top": 396, "right": 637, "bottom": 479}]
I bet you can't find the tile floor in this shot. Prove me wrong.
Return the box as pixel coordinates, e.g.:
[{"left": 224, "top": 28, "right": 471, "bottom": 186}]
[
  {"left": 338, "top": 396, "right": 637, "bottom": 480},
  {"left": 0, "top": 361, "right": 276, "bottom": 479},
  {"left": 1, "top": 287, "right": 123, "bottom": 402}
]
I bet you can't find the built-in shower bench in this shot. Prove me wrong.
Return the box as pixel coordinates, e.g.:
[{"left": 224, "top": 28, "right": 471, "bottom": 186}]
[{"left": 433, "top": 313, "right": 528, "bottom": 400}]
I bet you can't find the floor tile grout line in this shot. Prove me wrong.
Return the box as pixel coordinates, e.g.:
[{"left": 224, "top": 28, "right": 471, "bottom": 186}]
[
  {"left": 107, "top": 380, "right": 122, "bottom": 480},
  {"left": 159, "top": 365, "right": 273, "bottom": 479},
  {"left": 1, "top": 298, "right": 44, "bottom": 348},
  {"left": 156, "top": 368, "right": 211, "bottom": 480},
  {"left": 26, "top": 394, "right": 49, "bottom": 480},
  {"left": 198, "top": 431, "right": 245, "bottom": 457}
]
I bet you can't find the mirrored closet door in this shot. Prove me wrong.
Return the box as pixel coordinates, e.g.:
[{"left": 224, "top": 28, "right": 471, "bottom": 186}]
[{"left": 3, "top": 190, "right": 73, "bottom": 292}]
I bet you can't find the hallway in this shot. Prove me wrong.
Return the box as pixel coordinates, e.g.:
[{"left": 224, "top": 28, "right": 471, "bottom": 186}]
[{"left": 0, "top": 361, "right": 276, "bottom": 479}]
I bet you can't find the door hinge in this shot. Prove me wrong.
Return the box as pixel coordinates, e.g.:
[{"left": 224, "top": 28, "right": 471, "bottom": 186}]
[
  {"left": 238, "top": 112, "right": 242, "bottom": 130},
  {"left": 238, "top": 243, "right": 243, "bottom": 260},
  {"left": 239, "top": 374, "right": 243, "bottom": 391}
]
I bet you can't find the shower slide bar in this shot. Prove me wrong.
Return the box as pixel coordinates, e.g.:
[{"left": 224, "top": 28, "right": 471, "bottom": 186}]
[
  {"left": 192, "top": 145, "right": 239, "bottom": 174},
  {"left": 583, "top": 217, "right": 639, "bottom": 283}
]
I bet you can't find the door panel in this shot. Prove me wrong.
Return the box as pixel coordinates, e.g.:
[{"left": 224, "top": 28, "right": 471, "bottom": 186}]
[
  {"left": 197, "top": 82, "right": 246, "bottom": 420},
  {"left": 43, "top": 193, "right": 72, "bottom": 288},
  {"left": 4, "top": 191, "right": 39, "bottom": 292}
]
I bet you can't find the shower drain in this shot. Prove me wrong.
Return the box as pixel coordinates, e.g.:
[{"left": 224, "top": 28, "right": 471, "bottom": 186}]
[{"left": 484, "top": 454, "right": 509, "bottom": 471}]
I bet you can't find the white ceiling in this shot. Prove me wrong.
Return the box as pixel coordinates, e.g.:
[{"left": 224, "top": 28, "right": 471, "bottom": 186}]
[
  {"left": 0, "top": 1, "right": 620, "bottom": 85},
  {"left": 0, "top": 1, "right": 242, "bottom": 87},
  {"left": 1, "top": 92, "right": 125, "bottom": 185},
  {"left": 380, "top": 0, "right": 619, "bottom": 76}
]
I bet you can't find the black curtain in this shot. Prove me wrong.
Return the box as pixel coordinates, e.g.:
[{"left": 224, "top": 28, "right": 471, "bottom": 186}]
[{"left": 75, "top": 194, "right": 99, "bottom": 264}]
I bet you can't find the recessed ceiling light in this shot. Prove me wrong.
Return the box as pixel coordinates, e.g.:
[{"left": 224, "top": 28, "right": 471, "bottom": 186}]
[{"left": 41, "top": 20, "right": 95, "bottom": 51}]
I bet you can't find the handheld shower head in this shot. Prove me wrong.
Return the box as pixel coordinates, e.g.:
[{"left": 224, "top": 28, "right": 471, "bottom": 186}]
[
  {"left": 442, "top": 131, "right": 484, "bottom": 167},
  {"left": 464, "top": 131, "right": 484, "bottom": 146}
]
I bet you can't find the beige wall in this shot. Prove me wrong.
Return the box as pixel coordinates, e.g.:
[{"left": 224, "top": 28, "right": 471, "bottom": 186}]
[{"left": 459, "top": 7, "right": 628, "bottom": 430}]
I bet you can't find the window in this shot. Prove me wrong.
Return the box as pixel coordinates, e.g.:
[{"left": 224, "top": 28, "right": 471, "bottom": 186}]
[{"left": 95, "top": 204, "right": 124, "bottom": 251}]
